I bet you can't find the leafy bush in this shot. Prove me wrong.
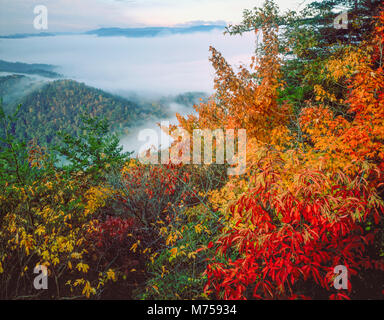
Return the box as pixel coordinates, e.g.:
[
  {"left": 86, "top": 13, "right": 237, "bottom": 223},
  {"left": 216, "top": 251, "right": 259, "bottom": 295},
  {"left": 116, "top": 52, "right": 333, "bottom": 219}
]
[
  {"left": 0, "top": 105, "right": 129, "bottom": 299},
  {"left": 136, "top": 204, "right": 220, "bottom": 300}
]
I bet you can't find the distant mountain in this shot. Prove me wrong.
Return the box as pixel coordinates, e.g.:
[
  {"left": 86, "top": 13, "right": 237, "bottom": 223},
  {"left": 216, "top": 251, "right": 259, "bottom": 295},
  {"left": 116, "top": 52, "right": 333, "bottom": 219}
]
[
  {"left": 86, "top": 25, "right": 225, "bottom": 38},
  {"left": 0, "top": 25, "right": 225, "bottom": 39},
  {"left": 0, "top": 60, "right": 62, "bottom": 78},
  {"left": 0, "top": 32, "right": 60, "bottom": 39}
]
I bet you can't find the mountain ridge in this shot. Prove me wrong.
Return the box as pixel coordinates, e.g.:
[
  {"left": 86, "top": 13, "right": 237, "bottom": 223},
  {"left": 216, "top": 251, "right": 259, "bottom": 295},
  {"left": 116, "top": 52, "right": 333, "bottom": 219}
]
[
  {"left": 0, "top": 76, "right": 207, "bottom": 147},
  {"left": 0, "top": 25, "right": 226, "bottom": 39},
  {"left": 0, "top": 60, "right": 62, "bottom": 78}
]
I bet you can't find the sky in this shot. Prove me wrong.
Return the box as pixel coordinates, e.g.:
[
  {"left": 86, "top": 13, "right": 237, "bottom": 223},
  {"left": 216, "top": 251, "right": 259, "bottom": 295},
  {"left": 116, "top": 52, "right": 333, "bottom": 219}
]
[{"left": 0, "top": 0, "right": 310, "bottom": 35}]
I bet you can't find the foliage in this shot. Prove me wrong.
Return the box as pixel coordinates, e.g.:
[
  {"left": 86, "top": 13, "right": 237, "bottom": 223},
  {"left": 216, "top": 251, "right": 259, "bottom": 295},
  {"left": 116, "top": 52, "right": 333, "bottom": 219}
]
[
  {"left": 196, "top": 1, "right": 384, "bottom": 300},
  {"left": 0, "top": 107, "right": 128, "bottom": 299},
  {"left": 206, "top": 148, "right": 384, "bottom": 299},
  {"left": 55, "top": 114, "right": 131, "bottom": 183},
  {"left": 4, "top": 79, "right": 168, "bottom": 146},
  {"left": 112, "top": 162, "right": 228, "bottom": 299},
  {"left": 137, "top": 204, "right": 219, "bottom": 300},
  {"left": 0, "top": 102, "right": 37, "bottom": 188}
]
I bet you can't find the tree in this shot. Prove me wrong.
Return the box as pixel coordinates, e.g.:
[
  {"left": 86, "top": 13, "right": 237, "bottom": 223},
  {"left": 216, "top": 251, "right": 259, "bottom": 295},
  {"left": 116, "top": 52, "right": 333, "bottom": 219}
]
[
  {"left": 194, "top": 1, "right": 384, "bottom": 300},
  {"left": 225, "top": 0, "right": 382, "bottom": 119},
  {"left": 177, "top": 0, "right": 290, "bottom": 144},
  {"left": 55, "top": 113, "right": 132, "bottom": 183}
]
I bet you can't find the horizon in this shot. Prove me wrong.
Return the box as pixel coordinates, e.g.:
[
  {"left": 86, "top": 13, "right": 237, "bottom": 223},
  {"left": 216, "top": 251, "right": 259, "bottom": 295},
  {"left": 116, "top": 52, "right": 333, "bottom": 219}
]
[
  {"left": 0, "top": 23, "right": 227, "bottom": 38},
  {"left": 0, "top": 0, "right": 310, "bottom": 35}
]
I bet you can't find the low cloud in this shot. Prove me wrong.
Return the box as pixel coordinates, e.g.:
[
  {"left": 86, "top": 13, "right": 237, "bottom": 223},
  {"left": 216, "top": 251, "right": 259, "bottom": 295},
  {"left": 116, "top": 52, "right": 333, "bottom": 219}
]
[{"left": 0, "top": 30, "right": 255, "bottom": 95}]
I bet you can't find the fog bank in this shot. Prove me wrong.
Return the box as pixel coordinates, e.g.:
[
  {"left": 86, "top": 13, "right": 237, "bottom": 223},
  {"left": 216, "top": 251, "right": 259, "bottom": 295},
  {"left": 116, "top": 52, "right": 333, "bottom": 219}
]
[{"left": 0, "top": 31, "right": 255, "bottom": 95}]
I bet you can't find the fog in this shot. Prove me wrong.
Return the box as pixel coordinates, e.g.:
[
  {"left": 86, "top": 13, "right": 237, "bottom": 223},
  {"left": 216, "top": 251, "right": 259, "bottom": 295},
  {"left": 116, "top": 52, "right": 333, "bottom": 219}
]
[
  {"left": 0, "top": 31, "right": 255, "bottom": 95},
  {"left": 119, "top": 102, "right": 197, "bottom": 156},
  {"left": 0, "top": 31, "right": 255, "bottom": 152}
]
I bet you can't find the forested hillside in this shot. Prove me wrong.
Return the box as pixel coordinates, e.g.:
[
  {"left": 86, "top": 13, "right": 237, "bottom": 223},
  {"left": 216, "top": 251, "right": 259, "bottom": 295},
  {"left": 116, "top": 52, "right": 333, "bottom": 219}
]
[
  {"left": 2, "top": 79, "right": 187, "bottom": 145},
  {"left": 0, "top": 60, "right": 62, "bottom": 78},
  {"left": 0, "top": 75, "right": 26, "bottom": 95},
  {"left": 0, "top": 74, "right": 45, "bottom": 107}
]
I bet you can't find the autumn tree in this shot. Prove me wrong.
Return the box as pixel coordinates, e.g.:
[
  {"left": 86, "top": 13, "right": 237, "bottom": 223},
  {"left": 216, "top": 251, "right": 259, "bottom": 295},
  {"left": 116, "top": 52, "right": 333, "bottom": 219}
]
[
  {"left": 188, "top": 1, "right": 384, "bottom": 300},
  {"left": 177, "top": 0, "right": 290, "bottom": 145}
]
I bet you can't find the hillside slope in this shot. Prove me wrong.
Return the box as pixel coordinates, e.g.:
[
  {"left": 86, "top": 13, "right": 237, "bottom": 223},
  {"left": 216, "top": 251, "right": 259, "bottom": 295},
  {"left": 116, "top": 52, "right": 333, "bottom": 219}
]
[
  {"left": 10, "top": 79, "right": 169, "bottom": 145},
  {"left": 0, "top": 60, "right": 62, "bottom": 78}
]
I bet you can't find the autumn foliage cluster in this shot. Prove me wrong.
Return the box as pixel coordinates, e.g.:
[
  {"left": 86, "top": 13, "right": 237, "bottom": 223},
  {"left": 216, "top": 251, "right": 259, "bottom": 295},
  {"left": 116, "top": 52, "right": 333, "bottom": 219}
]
[{"left": 177, "top": 1, "right": 384, "bottom": 299}]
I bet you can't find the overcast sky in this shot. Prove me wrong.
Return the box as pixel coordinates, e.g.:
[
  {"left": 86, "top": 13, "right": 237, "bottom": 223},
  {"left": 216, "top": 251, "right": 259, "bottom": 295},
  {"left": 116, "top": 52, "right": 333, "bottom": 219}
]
[{"left": 0, "top": 0, "right": 311, "bottom": 34}]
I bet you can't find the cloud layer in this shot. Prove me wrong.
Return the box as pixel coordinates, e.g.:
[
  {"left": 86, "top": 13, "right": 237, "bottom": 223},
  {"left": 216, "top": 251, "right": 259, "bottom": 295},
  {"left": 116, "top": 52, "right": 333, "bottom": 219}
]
[
  {"left": 0, "top": 0, "right": 309, "bottom": 34},
  {"left": 0, "top": 30, "right": 255, "bottom": 94}
]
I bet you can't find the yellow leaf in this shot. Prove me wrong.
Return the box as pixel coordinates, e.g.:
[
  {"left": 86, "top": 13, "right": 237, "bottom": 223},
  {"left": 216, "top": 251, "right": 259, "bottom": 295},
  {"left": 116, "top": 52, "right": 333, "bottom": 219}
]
[
  {"left": 169, "top": 247, "right": 178, "bottom": 257},
  {"left": 76, "top": 262, "right": 90, "bottom": 273},
  {"left": 106, "top": 269, "right": 116, "bottom": 281}
]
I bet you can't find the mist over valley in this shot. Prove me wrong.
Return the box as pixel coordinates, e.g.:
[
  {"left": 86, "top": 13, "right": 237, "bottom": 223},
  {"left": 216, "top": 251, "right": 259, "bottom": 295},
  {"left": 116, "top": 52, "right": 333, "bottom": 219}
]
[{"left": 0, "top": 28, "right": 254, "bottom": 153}]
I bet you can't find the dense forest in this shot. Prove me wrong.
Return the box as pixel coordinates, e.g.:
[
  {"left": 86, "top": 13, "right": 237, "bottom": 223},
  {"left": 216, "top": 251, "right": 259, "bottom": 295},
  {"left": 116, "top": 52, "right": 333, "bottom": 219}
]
[
  {"left": 10, "top": 79, "right": 166, "bottom": 145},
  {"left": 0, "top": 75, "right": 26, "bottom": 93},
  {"left": 0, "top": 60, "right": 62, "bottom": 78},
  {"left": 0, "top": 77, "right": 205, "bottom": 146},
  {"left": 0, "top": 0, "right": 383, "bottom": 300},
  {"left": 0, "top": 75, "right": 27, "bottom": 99}
]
